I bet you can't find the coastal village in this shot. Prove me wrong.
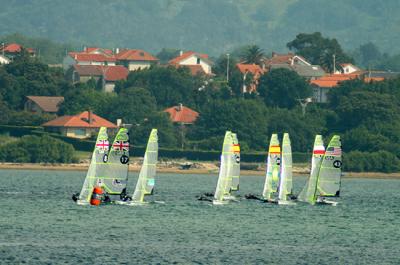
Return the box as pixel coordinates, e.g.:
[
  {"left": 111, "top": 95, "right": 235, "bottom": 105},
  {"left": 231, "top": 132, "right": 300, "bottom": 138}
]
[{"left": 1, "top": 42, "right": 397, "bottom": 139}]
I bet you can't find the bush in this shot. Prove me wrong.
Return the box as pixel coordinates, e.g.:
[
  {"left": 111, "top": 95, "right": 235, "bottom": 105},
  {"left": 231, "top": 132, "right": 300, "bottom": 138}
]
[
  {"left": 343, "top": 151, "right": 400, "bottom": 173},
  {"left": 0, "top": 134, "right": 75, "bottom": 163}
]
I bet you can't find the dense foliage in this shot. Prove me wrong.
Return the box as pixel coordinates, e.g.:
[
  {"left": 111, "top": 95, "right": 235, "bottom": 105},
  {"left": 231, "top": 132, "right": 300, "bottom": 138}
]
[{"left": 0, "top": 135, "right": 75, "bottom": 163}]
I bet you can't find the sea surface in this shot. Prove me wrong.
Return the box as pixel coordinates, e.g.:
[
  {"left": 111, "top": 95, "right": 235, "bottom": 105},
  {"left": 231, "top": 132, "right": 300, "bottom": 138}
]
[{"left": 0, "top": 169, "right": 399, "bottom": 265}]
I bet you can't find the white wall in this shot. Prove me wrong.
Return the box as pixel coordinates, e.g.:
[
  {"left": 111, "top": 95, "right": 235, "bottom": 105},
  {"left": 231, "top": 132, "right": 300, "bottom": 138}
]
[
  {"left": 179, "top": 55, "right": 212, "bottom": 74},
  {"left": 128, "top": 61, "right": 151, "bottom": 71}
]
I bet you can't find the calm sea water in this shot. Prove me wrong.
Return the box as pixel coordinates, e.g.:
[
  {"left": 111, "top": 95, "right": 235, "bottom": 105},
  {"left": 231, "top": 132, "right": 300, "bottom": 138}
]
[{"left": 0, "top": 169, "right": 399, "bottom": 264}]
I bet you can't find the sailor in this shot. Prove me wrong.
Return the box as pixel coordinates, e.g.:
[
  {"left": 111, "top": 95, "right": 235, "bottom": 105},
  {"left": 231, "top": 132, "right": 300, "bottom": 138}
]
[{"left": 90, "top": 186, "right": 104, "bottom": 206}]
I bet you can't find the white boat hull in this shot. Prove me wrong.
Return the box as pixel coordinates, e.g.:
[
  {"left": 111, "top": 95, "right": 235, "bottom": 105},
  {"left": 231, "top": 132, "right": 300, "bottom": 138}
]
[
  {"left": 115, "top": 200, "right": 149, "bottom": 206},
  {"left": 317, "top": 198, "right": 338, "bottom": 206},
  {"left": 76, "top": 200, "right": 90, "bottom": 206},
  {"left": 212, "top": 200, "right": 229, "bottom": 205},
  {"left": 278, "top": 200, "right": 296, "bottom": 205}
]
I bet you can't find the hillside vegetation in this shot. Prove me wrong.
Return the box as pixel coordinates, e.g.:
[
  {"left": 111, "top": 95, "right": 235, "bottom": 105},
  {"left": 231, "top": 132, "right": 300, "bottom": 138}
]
[{"left": 1, "top": 0, "right": 400, "bottom": 55}]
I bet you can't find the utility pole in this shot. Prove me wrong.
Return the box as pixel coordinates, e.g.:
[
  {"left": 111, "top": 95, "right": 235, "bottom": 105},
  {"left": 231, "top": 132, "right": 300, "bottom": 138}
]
[
  {"left": 226, "top": 53, "right": 230, "bottom": 83},
  {"left": 333, "top": 54, "right": 336, "bottom": 74}
]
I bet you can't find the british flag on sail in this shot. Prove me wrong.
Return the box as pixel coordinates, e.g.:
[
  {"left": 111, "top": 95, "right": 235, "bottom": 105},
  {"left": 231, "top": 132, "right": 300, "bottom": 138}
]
[
  {"left": 96, "top": 140, "right": 109, "bottom": 152},
  {"left": 113, "top": 141, "right": 129, "bottom": 152},
  {"left": 327, "top": 146, "right": 341, "bottom": 156}
]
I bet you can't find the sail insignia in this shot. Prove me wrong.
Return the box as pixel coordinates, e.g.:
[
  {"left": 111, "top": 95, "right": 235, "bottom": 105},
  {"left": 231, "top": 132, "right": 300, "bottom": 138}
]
[{"left": 262, "top": 134, "right": 281, "bottom": 200}]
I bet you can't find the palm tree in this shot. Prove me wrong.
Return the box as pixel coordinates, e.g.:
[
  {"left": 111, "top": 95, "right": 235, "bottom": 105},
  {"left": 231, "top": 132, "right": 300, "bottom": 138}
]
[{"left": 241, "top": 45, "right": 265, "bottom": 65}]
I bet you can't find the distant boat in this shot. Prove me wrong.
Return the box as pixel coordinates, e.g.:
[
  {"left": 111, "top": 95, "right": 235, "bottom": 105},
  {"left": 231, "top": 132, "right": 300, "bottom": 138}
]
[
  {"left": 262, "top": 134, "right": 281, "bottom": 202},
  {"left": 277, "top": 133, "right": 296, "bottom": 205},
  {"left": 75, "top": 127, "right": 130, "bottom": 205},
  {"left": 298, "top": 135, "right": 342, "bottom": 206},
  {"left": 213, "top": 131, "right": 239, "bottom": 205},
  {"left": 117, "top": 129, "right": 158, "bottom": 206}
]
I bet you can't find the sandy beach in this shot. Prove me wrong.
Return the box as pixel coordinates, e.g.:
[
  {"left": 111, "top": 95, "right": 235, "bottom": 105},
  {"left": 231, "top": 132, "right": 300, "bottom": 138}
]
[{"left": 0, "top": 161, "right": 399, "bottom": 179}]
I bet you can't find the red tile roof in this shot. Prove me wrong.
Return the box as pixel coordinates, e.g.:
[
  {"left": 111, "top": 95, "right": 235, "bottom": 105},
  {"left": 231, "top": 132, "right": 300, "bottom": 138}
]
[
  {"left": 69, "top": 52, "right": 116, "bottom": 62},
  {"left": 164, "top": 105, "right": 199, "bottom": 124},
  {"left": 169, "top": 51, "right": 209, "bottom": 65},
  {"left": 265, "top": 52, "right": 309, "bottom": 66},
  {"left": 0, "top": 43, "right": 35, "bottom": 54},
  {"left": 236, "top": 63, "right": 264, "bottom": 75},
  {"left": 73, "top": 65, "right": 128, "bottom": 81},
  {"left": 26, "top": 96, "right": 64, "bottom": 113},
  {"left": 42, "top": 111, "right": 117, "bottom": 128},
  {"left": 116, "top": 49, "right": 158, "bottom": 61},
  {"left": 310, "top": 74, "right": 359, "bottom": 87}
]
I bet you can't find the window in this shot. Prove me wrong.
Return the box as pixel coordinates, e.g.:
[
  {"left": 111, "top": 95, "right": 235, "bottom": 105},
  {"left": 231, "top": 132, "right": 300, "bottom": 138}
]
[
  {"left": 74, "top": 128, "right": 86, "bottom": 136},
  {"left": 196, "top": 58, "right": 201, "bottom": 64}
]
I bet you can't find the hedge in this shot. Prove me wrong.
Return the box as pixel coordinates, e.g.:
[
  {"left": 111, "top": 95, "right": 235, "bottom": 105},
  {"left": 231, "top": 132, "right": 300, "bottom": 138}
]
[{"left": 0, "top": 125, "right": 310, "bottom": 163}]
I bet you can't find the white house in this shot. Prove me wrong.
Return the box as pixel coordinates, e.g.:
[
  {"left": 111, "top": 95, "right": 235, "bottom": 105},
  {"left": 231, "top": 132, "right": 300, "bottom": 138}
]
[
  {"left": 115, "top": 49, "right": 158, "bottom": 71},
  {"left": 169, "top": 51, "right": 212, "bottom": 75}
]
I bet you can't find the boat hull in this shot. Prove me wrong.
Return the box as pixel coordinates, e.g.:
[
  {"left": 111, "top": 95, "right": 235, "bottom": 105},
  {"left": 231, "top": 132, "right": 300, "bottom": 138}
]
[
  {"left": 278, "top": 200, "right": 296, "bottom": 205},
  {"left": 212, "top": 200, "right": 229, "bottom": 205}
]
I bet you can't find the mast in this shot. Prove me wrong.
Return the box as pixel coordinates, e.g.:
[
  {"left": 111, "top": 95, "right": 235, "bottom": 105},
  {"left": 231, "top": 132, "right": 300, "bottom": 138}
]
[
  {"left": 262, "top": 134, "right": 281, "bottom": 200},
  {"left": 131, "top": 129, "right": 158, "bottom": 203}
]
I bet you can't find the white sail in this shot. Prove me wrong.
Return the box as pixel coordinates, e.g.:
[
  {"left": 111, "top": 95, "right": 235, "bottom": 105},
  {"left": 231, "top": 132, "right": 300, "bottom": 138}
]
[
  {"left": 317, "top": 135, "right": 342, "bottom": 197},
  {"left": 213, "top": 131, "right": 234, "bottom": 203},
  {"left": 262, "top": 134, "right": 281, "bottom": 200},
  {"left": 131, "top": 129, "right": 158, "bottom": 203},
  {"left": 230, "top": 133, "right": 240, "bottom": 192},
  {"left": 77, "top": 127, "right": 109, "bottom": 204},
  {"left": 298, "top": 135, "right": 325, "bottom": 204},
  {"left": 278, "top": 133, "right": 293, "bottom": 202},
  {"left": 101, "top": 128, "right": 130, "bottom": 195}
]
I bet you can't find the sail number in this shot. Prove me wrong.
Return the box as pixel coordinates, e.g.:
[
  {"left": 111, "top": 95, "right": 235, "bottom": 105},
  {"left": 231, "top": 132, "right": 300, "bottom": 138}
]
[{"left": 120, "top": 155, "right": 129, "bottom": 164}]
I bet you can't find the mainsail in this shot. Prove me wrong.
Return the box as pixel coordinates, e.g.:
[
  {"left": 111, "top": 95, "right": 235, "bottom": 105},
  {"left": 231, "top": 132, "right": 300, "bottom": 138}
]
[
  {"left": 101, "top": 128, "right": 130, "bottom": 195},
  {"left": 214, "top": 131, "right": 234, "bottom": 203},
  {"left": 278, "top": 133, "right": 293, "bottom": 202},
  {"left": 77, "top": 127, "right": 109, "bottom": 204},
  {"left": 317, "top": 135, "right": 342, "bottom": 197},
  {"left": 230, "top": 133, "right": 240, "bottom": 192},
  {"left": 262, "top": 134, "right": 281, "bottom": 200},
  {"left": 298, "top": 135, "right": 325, "bottom": 204},
  {"left": 131, "top": 129, "right": 158, "bottom": 203}
]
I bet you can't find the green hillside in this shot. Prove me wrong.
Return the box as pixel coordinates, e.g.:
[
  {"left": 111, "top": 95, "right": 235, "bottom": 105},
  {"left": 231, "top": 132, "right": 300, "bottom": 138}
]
[{"left": 0, "top": 0, "right": 399, "bottom": 55}]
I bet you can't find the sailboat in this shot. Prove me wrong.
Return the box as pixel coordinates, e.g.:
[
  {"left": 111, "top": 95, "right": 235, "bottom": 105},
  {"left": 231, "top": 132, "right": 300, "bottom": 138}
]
[
  {"left": 75, "top": 127, "right": 130, "bottom": 205},
  {"left": 277, "top": 133, "right": 296, "bottom": 205},
  {"left": 117, "top": 129, "right": 158, "bottom": 206},
  {"left": 298, "top": 135, "right": 342, "bottom": 206},
  {"left": 213, "top": 131, "right": 237, "bottom": 205},
  {"left": 76, "top": 127, "right": 109, "bottom": 205},
  {"left": 262, "top": 134, "right": 281, "bottom": 202}
]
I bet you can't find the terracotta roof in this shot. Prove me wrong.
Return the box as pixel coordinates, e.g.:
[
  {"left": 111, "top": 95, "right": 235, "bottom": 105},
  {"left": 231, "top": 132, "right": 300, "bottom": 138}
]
[
  {"left": 85, "top": 47, "right": 113, "bottom": 55},
  {"left": 164, "top": 105, "right": 199, "bottom": 124},
  {"left": 69, "top": 52, "right": 116, "bottom": 62},
  {"left": 266, "top": 52, "right": 309, "bottom": 66},
  {"left": 236, "top": 63, "right": 264, "bottom": 75},
  {"left": 42, "top": 111, "right": 117, "bottom": 128},
  {"left": 0, "top": 43, "right": 35, "bottom": 54},
  {"left": 310, "top": 74, "right": 358, "bottom": 88},
  {"left": 73, "top": 65, "right": 128, "bottom": 81},
  {"left": 26, "top": 96, "right": 64, "bottom": 113},
  {"left": 364, "top": 77, "right": 385, "bottom": 82},
  {"left": 116, "top": 49, "right": 158, "bottom": 61},
  {"left": 169, "top": 51, "right": 210, "bottom": 65}
]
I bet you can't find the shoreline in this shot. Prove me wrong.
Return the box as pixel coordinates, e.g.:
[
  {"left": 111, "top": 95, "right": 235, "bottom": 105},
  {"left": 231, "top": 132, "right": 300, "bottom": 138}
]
[{"left": 0, "top": 162, "right": 399, "bottom": 179}]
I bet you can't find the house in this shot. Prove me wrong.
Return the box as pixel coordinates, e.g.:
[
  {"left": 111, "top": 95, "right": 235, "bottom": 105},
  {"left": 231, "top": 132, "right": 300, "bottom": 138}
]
[
  {"left": 337, "top": 63, "right": 362, "bottom": 74},
  {"left": 0, "top": 43, "right": 35, "bottom": 60},
  {"left": 115, "top": 49, "right": 158, "bottom": 71},
  {"left": 310, "top": 74, "right": 359, "bottom": 103},
  {"left": 265, "top": 52, "right": 325, "bottom": 80},
  {"left": 164, "top": 104, "right": 199, "bottom": 124},
  {"left": 24, "top": 96, "right": 64, "bottom": 114},
  {"left": 42, "top": 111, "right": 118, "bottom": 139},
  {"left": 236, "top": 63, "right": 265, "bottom": 93},
  {"left": 63, "top": 47, "right": 116, "bottom": 70},
  {"left": 0, "top": 54, "right": 10, "bottom": 64},
  {"left": 169, "top": 51, "right": 212, "bottom": 75},
  {"left": 67, "top": 65, "right": 129, "bottom": 92}
]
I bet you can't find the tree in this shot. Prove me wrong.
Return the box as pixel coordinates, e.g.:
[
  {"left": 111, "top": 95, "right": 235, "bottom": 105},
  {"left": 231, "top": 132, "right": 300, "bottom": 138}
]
[
  {"left": 287, "top": 32, "right": 353, "bottom": 73},
  {"left": 156, "top": 48, "right": 180, "bottom": 64},
  {"left": 240, "top": 45, "right": 265, "bottom": 65},
  {"left": 258, "top": 68, "right": 312, "bottom": 109}
]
